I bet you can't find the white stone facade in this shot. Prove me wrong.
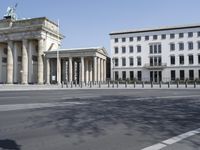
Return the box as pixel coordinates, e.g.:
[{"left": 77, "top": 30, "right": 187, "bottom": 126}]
[{"left": 110, "top": 24, "right": 200, "bottom": 82}]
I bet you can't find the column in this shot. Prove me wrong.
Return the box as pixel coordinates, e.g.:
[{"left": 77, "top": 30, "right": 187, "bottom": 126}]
[
  {"left": 81, "top": 57, "right": 85, "bottom": 82},
  {"left": 28, "top": 41, "right": 33, "bottom": 83},
  {"left": 57, "top": 57, "right": 61, "bottom": 84},
  {"left": 93, "top": 56, "right": 97, "bottom": 82},
  {"left": 13, "top": 42, "right": 18, "bottom": 83},
  {"left": 85, "top": 59, "right": 89, "bottom": 83},
  {"left": 7, "top": 41, "right": 13, "bottom": 84},
  {"left": 21, "top": 39, "right": 28, "bottom": 84},
  {"left": 46, "top": 58, "right": 50, "bottom": 84},
  {"left": 69, "top": 57, "right": 72, "bottom": 82},
  {"left": 97, "top": 57, "right": 100, "bottom": 82},
  {"left": 100, "top": 58, "right": 103, "bottom": 82},
  {"left": 103, "top": 59, "right": 106, "bottom": 82},
  {"left": 38, "top": 38, "right": 44, "bottom": 84},
  {"left": 89, "top": 59, "right": 93, "bottom": 82}
]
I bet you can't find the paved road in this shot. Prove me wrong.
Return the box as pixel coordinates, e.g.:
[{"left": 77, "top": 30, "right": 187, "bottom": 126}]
[{"left": 0, "top": 89, "right": 200, "bottom": 150}]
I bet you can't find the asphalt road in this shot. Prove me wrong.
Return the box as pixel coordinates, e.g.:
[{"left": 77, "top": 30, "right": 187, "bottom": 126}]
[{"left": 0, "top": 89, "right": 200, "bottom": 150}]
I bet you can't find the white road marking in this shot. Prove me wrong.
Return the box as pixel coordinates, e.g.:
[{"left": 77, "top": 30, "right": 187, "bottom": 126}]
[
  {"left": 141, "top": 128, "right": 200, "bottom": 150},
  {"left": 0, "top": 102, "right": 87, "bottom": 111}
]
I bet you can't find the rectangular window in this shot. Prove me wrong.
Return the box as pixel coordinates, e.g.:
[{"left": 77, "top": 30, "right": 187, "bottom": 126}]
[
  {"left": 170, "top": 43, "right": 175, "bottom": 51},
  {"left": 122, "top": 71, "right": 126, "bottom": 80},
  {"left": 122, "top": 46, "right": 126, "bottom": 53},
  {"left": 198, "top": 55, "right": 200, "bottom": 64},
  {"left": 161, "top": 34, "right": 166, "bottom": 39},
  {"left": 122, "top": 37, "right": 126, "bottom": 42},
  {"left": 114, "top": 58, "right": 118, "bottom": 67},
  {"left": 114, "top": 38, "right": 118, "bottom": 43},
  {"left": 145, "top": 36, "right": 149, "bottom": 41},
  {"left": 158, "top": 44, "right": 162, "bottom": 53},
  {"left": 188, "top": 42, "right": 193, "bottom": 50},
  {"left": 122, "top": 58, "right": 126, "bottom": 66},
  {"left": 150, "top": 45, "right": 153, "bottom": 54},
  {"left": 179, "top": 55, "right": 184, "bottom": 65},
  {"left": 189, "top": 70, "right": 194, "bottom": 80},
  {"left": 171, "top": 70, "right": 176, "bottom": 81},
  {"left": 32, "top": 56, "right": 38, "bottom": 62},
  {"left": 198, "top": 42, "right": 200, "bottom": 49},
  {"left": 189, "top": 55, "right": 194, "bottom": 64},
  {"left": 18, "top": 56, "right": 22, "bottom": 62},
  {"left": 114, "top": 71, "right": 119, "bottom": 80},
  {"left": 114, "top": 47, "right": 118, "bottom": 54},
  {"left": 137, "top": 71, "right": 142, "bottom": 81},
  {"left": 179, "top": 43, "right": 184, "bottom": 50},
  {"left": 179, "top": 33, "right": 184, "bottom": 38},
  {"left": 180, "top": 70, "right": 185, "bottom": 81},
  {"left": 130, "top": 71, "right": 134, "bottom": 80},
  {"left": 129, "top": 37, "right": 133, "bottom": 42},
  {"left": 137, "top": 36, "right": 141, "bottom": 41},
  {"left": 153, "top": 35, "right": 158, "bottom": 40},
  {"left": 137, "top": 45, "right": 141, "bottom": 53},
  {"left": 188, "top": 32, "right": 193, "bottom": 37},
  {"left": 137, "top": 57, "right": 141, "bottom": 66},
  {"left": 129, "top": 46, "right": 133, "bottom": 53},
  {"left": 154, "top": 45, "right": 157, "bottom": 53},
  {"left": 2, "top": 57, "right": 7, "bottom": 63},
  {"left": 129, "top": 57, "right": 134, "bottom": 66},
  {"left": 170, "top": 33, "right": 175, "bottom": 39},
  {"left": 170, "top": 56, "right": 175, "bottom": 65}
]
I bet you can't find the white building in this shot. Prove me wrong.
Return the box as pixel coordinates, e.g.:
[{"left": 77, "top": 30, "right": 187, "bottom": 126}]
[{"left": 110, "top": 24, "right": 200, "bottom": 82}]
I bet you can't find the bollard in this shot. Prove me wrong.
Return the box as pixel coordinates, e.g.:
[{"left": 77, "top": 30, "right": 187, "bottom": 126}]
[
  {"left": 108, "top": 81, "right": 110, "bottom": 88},
  {"left": 194, "top": 81, "right": 196, "bottom": 88},
  {"left": 71, "top": 81, "right": 73, "bottom": 88},
  {"left": 168, "top": 82, "right": 170, "bottom": 88},
  {"left": 176, "top": 81, "right": 179, "bottom": 88},
  {"left": 75, "top": 80, "right": 77, "bottom": 87},
  {"left": 99, "top": 81, "right": 101, "bottom": 88},
  {"left": 117, "top": 81, "right": 119, "bottom": 88},
  {"left": 80, "top": 81, "right": 83, "bottom": 88},
  {"left": 90, "top": 81, "right": 92, "bottom": 88},
  {"left": 159, "top": 81, "right": 162, "bottom": 88},
  {"left": 84, "top": 81, "right": 87, "bottom": 87},
  {"left": 125, "top": 81, "right": 127, "bottom": 88},
  {"left": 61, "top": 81, "right": 64, "bottom": 88},
  {"left": 66, "top": 82, "right": 68, "bottom": 88},
  {"left": 185, "top": 81, "right": 188, "bottom": 88},
  {"left": 151, "top": 81, "right": 153, "bottom": 88},
  {"left": 112, "top": 81, "right": 114, "bottom": 88},
  {"left": 142, "top": 82, "right": 144, "bottom": 88},
  {"left": 134, "top": 81, "right": 136, "bottom": 88}
]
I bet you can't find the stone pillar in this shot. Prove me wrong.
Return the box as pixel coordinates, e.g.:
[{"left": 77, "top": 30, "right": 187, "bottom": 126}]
[
  {"left": 46, "top": 58, "right": 50, "bottom": 84},
  {"left": 85, "top": 59, "right": 89, "bottom": 83},
  {"left": 38, "top": 39, "right": 44, "bottom": 84},
  {"left": 7, "top": 41, "right": 13, "bottom": 84},
  {"left": 89, "top": 59, "right": 93, "bottom": 82},
  {"left": 100, "top": 58, "right": 103, "bottom": 82},
  {"left": 93, "top": 56, "right": 97, "bottom": 82},
  {"left": 103, "top": 59, "right": 106, "bottom": 82},
  {"left": 13, "top": 42, "right": 18, "bottom": 83},
  {"left": 28, "top": 41, "right": 33, "bottom": 84},
  {"left": 69, "top": 57, "right": 72, "bottom": 82},
  {"left": 21, "top": 39, "right": 28, "bottom": 84},
  {"left": 97, "top": 57, "right": 100, "bottom": 82},
  {"left": 81, "top": 57, "right": 85, "bottom": 82}
]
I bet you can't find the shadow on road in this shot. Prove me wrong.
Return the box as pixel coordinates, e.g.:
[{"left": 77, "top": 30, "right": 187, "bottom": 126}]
[
  {"left": 27, "top": 95, "right": 200, "bottom": 146},
  {"left": 0, "top": 139, "right": 20, "bottom": 150}
]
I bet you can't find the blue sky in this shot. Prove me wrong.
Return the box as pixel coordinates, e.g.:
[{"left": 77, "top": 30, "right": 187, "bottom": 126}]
[{"left": 1, "top": 0, "right": 200, "bottom": 55}]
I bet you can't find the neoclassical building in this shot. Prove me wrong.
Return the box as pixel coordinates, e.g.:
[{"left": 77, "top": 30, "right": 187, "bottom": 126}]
[{"left": 0, "top": 16, "right": 108, "bottom": 84}]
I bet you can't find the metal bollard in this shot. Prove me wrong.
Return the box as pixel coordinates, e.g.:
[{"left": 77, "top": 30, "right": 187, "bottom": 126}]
[
  {"left": 142, "top": 82, "right": 144, "bottom": 88},
  {"left": 66, "top": 82, "right": 68, "bottom": 88},
  {"left": 134, "top": 81, "right": 136, "bottom": 88},
  {"left": 112, "top": 81, "right": 114, "bottom": 88},
  {"left": 71, "top": 81, "right": 73, "bottom": 88},
  {"left": 125, "top": 81, "right": 127, "bottom": 88},
  {"left": 159, "top": 81, "right": 162, "bottom": 88},
  {"left": 99, "top": 82, "right": 101, "bottom": 88},
  {"left": 117, "top": 81, "right": 119, "bottom": 88},
  {"left": 176, "top": 81, "right": 179, "bottom": 88},
  {"left": 151, "top": 81, "right": 153, "bottom": 88},
  {"left": 80, "top": 81, "right": 83, "bottom": 88},
  {"left": 194, "top": 81, "right": 196, "bottom": 88},
  {"left": 90, "top": 81, "right": 92, "bottom": 88},
  {"left": 75, "top": 80, "right": 77, "bottom": 87},
  {"left": 61, "top": 81, "right": 64, "bottom": 88},
  {"left": 168, "top": 82, "right": 170, "bottom": 88}
]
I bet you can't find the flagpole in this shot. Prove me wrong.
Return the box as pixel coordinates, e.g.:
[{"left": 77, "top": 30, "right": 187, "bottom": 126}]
[{"left": 57, "top": 19, "right": 60, "bottom": 84}]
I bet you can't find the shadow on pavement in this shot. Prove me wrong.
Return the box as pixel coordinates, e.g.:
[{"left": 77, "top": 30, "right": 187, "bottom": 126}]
[
  {"left": 0, "top": 139, "right": 20, "bottom": 150},
  {"left": 27, "top": 95, "right": 200, "bottom": 146}
]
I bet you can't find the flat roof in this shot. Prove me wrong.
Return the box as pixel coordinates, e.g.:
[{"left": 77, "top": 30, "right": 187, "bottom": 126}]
[{"left": 110, "top": 24, "right": 200, "bottom": 35}]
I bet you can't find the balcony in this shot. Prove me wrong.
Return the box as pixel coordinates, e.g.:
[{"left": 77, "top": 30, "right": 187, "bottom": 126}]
[{"left": 144, "top": 63, "right": 167, "bottom": 69}]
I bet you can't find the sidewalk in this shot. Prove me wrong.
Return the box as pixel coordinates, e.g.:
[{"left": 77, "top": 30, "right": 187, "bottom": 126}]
[{"left": 0, "top": 83, "right": 199, "bottom": 91}]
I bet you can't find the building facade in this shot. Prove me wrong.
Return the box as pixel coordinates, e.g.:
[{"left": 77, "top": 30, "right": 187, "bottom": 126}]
[{"left": 110, "top": 24, "right": 200, "bottom": 82}]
